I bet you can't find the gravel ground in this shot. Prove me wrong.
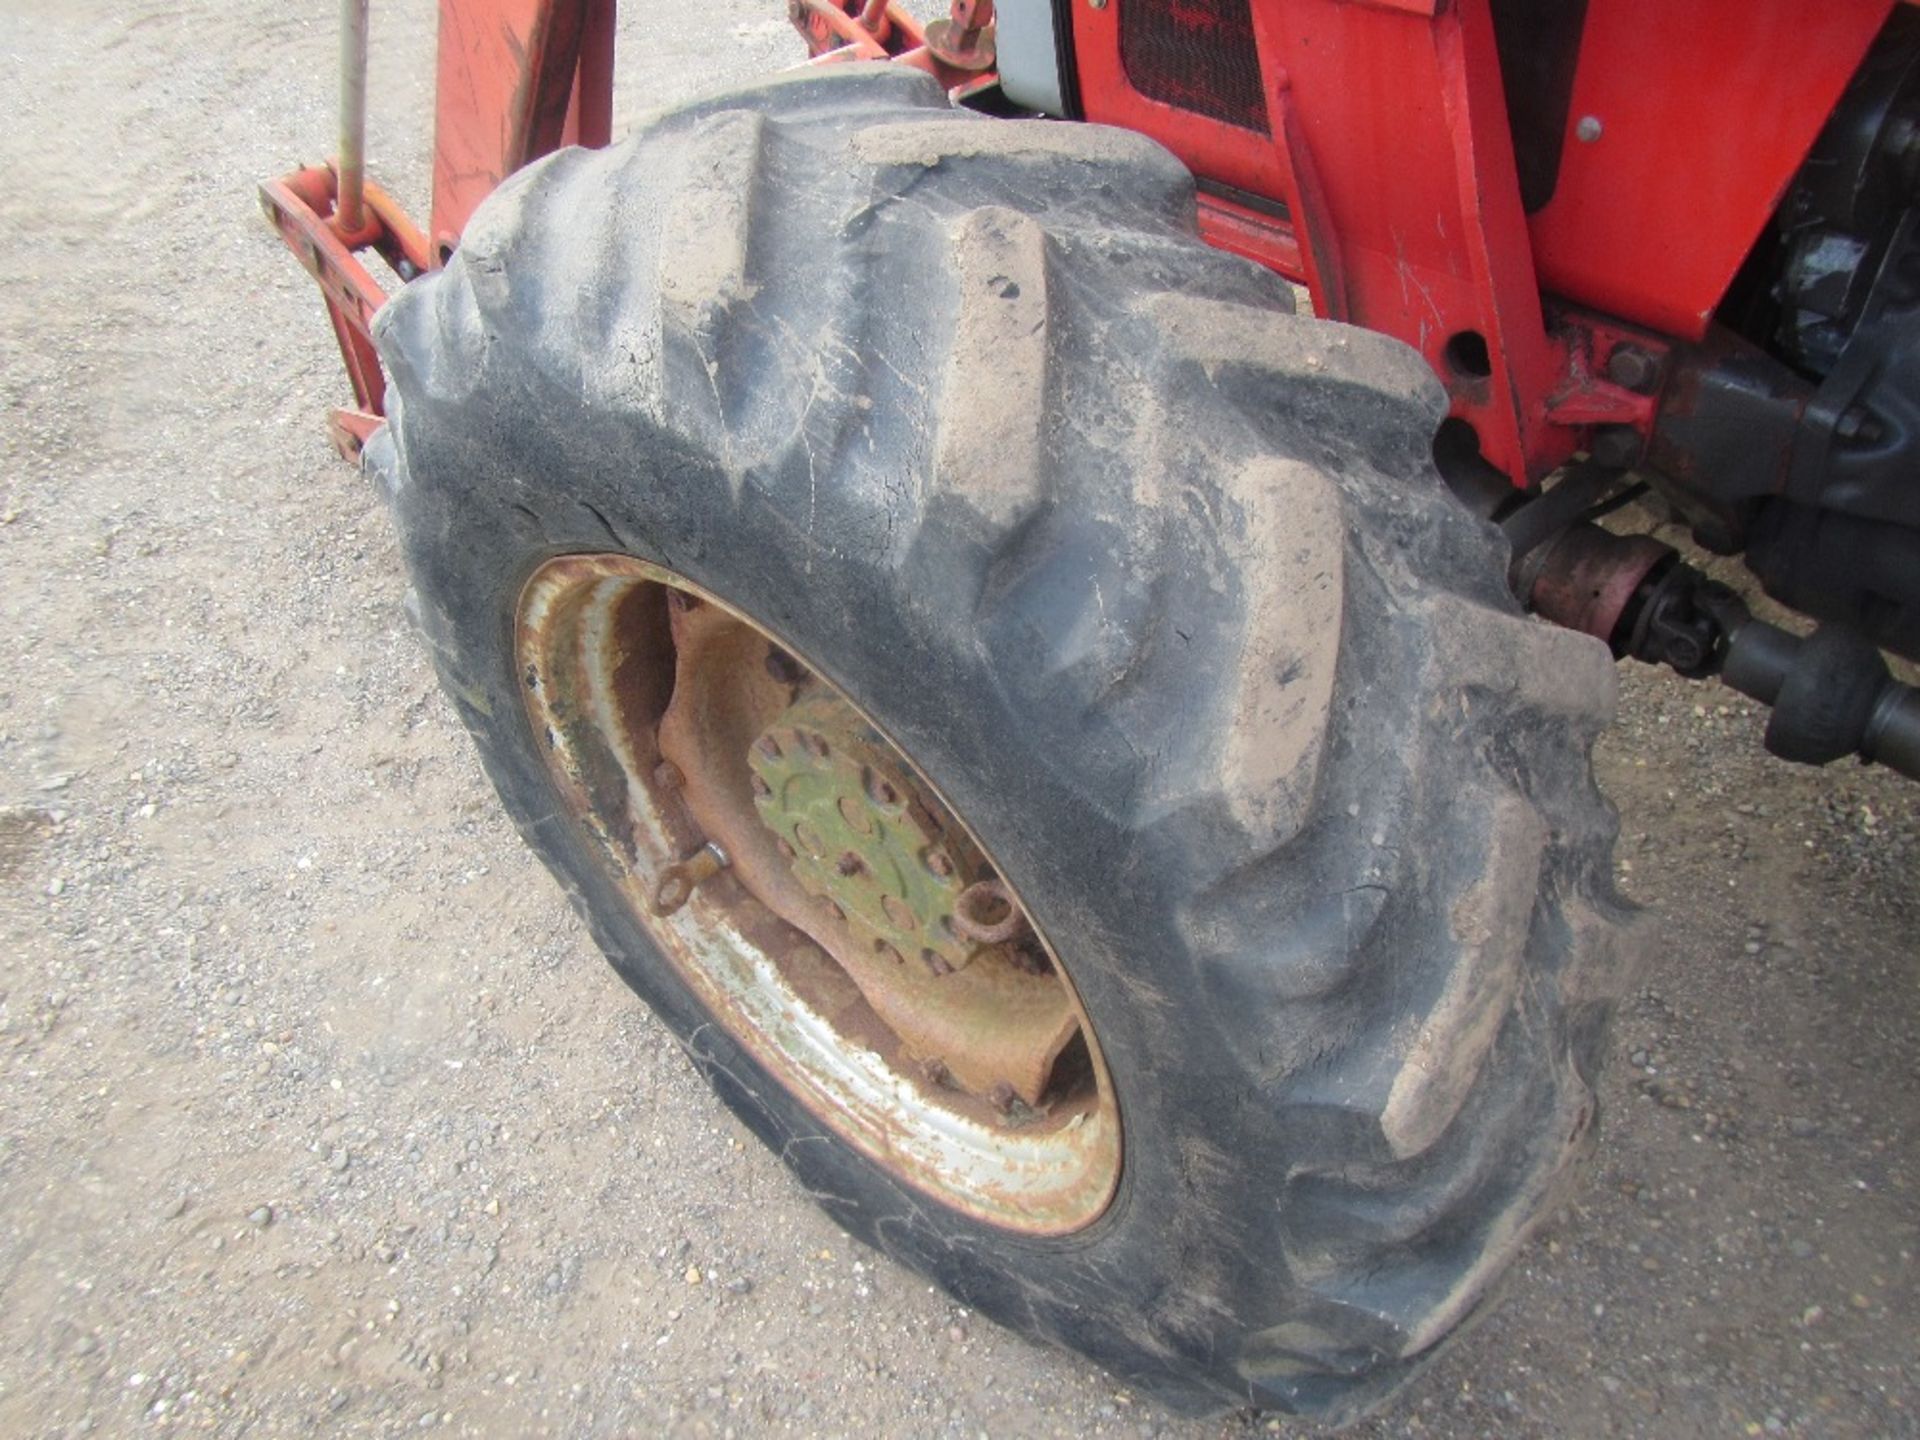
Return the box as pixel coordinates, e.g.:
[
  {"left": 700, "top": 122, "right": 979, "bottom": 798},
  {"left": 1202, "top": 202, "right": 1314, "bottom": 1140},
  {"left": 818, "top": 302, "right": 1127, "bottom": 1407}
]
[{"left": 1, "top": 3, "right": 1916, "bottom": 1436}]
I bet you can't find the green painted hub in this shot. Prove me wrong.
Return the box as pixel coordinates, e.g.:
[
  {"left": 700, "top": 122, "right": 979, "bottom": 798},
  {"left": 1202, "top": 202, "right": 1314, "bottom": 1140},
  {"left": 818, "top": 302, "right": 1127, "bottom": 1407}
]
[{"left": 749, "top": 691, "right": 984, "bottom": 975}]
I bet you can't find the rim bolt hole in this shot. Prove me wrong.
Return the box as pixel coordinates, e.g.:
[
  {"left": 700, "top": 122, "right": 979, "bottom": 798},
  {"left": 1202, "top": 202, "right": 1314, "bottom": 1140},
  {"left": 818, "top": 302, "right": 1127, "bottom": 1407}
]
[
  {"left": 764, "top": 646, "right": 807, "bottom": 685},
  {"left": 863, "top": 768, "right": 900, "bottom": 808}
]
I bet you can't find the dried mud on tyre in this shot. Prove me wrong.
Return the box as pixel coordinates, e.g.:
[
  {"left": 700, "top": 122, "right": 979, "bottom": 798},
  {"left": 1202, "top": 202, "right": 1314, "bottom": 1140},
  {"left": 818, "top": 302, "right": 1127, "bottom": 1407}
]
[{"left": 373, "top": 64, "right": 1645, "bottom": 1422}]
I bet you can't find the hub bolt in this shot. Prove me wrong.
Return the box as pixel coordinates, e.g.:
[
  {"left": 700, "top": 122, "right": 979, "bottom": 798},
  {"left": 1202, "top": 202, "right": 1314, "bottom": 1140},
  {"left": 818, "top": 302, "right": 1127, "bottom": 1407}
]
[
  {"left": 764, "top": 647, "right": 807, "bottom": 685},
  {"left": 651, "top": 842, "right": 729, "bottom": 916}
]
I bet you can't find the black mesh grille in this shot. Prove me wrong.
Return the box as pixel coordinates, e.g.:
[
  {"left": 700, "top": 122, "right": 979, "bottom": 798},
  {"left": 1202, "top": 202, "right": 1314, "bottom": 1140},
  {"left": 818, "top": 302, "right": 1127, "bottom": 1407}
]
[{"left": 1119, "top": 0, "right": 1269, "bottom": 135}]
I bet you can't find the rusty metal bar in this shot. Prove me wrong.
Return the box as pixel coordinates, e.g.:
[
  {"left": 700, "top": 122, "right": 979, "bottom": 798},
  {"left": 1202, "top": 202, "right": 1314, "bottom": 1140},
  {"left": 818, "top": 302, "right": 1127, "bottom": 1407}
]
[
  {"left": 338, "top": 0, "right": 370, "bottom": 234},
  {"left": 795, "top": 0, "right": 891, "bottom": 59}
]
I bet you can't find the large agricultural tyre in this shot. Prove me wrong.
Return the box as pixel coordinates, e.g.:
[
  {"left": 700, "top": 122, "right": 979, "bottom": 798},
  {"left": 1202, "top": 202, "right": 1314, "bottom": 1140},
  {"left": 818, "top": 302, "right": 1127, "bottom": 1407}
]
[{"left": 372, "top": 65, "right": 1643, "bottom": 1422}]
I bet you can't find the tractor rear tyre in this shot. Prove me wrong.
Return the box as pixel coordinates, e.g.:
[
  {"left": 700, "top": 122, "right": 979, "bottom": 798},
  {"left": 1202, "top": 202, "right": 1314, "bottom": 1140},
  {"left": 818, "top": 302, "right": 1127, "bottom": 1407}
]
[{"left": 373, "top": 66, "right": 1642, "bottom": 1422}]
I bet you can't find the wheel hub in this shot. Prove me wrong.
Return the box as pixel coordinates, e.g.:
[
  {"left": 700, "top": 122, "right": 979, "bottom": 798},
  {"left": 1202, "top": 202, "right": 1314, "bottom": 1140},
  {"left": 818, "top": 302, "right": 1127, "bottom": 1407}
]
[
  {"left": 513, "top": 553, "right": 1119, "bottom": 1233},
  {"left": 748, "top": 691, "right": 987, "bottom": 977}
]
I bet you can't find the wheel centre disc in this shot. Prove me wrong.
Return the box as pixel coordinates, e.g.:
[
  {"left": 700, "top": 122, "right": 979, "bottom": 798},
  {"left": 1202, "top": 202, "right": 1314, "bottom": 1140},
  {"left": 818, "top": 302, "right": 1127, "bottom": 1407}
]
[
  {"left": 513, "top": 553, "right": 1120, "bottom": 1234},
  {"left": 749, "top": 691, "right": 983, "bottom": 976}
]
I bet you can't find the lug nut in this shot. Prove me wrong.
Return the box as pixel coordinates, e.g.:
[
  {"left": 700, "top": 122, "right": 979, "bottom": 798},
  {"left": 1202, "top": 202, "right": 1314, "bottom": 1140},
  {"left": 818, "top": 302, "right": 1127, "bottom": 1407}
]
[
  {"left": 764, "top": 647, "right": 807, "bottom": 685},
  {"left": 950, "top": 878, "right": 1024, "bottom": 944},
  {"left": 836, "top": 851, "right": 865, "bottom": 877},
  {"left": 651, "top": 842, "right": 729, "bottom": 916}
]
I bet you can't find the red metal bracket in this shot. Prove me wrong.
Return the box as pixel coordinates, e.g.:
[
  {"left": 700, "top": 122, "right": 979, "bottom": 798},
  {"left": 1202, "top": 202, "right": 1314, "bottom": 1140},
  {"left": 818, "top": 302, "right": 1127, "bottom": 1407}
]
[
  {"left": 263, "top": 1, "right": 619, "bottom": 461},
  {"left": 258, "top": 164, "right": 430, "bottom": 462},
  {"left": 793, "top": 0, "right": 1004, "bottom": 95}
]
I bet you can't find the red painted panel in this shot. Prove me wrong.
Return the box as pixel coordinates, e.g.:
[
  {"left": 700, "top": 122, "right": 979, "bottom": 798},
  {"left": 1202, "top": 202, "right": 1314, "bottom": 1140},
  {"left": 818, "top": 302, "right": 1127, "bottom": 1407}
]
[
  {"left": 1071, "top": 0, "right": 1891, "bottom": 481},
  {"left": 1527, "top": 0, "right": 1889, "bottom": 339},
  {"left": 1078, "top": 0, "right": 1569, "bottom": 480},
  {"left": 430, "top": 0, "right": 615, "bottom": 253}
]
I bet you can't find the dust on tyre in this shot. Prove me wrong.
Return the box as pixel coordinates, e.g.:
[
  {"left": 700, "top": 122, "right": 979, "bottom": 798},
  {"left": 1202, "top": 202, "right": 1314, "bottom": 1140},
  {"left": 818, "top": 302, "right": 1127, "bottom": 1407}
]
[{"left": 374, "top": 64, "right": 1643, "bottom": 1422}]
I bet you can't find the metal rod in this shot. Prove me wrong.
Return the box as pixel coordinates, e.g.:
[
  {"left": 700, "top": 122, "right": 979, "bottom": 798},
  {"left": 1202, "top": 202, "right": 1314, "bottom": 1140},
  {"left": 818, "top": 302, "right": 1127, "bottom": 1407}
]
[{"left": 338, "top": 0, "right": 369, "bottom": 233}]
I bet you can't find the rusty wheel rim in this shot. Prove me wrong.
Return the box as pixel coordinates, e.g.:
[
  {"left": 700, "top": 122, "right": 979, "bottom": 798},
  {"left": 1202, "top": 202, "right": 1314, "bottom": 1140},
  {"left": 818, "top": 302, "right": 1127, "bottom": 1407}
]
[{"left": 515, "top": 555, "right": 1121, "bottom": 1233}]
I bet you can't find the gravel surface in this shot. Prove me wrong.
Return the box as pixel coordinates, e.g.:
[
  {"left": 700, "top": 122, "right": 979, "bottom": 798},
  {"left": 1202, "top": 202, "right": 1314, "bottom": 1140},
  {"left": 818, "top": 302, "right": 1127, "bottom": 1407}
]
[{"left": 1, "top": 3, "right": 1916, "bottom": 1436}]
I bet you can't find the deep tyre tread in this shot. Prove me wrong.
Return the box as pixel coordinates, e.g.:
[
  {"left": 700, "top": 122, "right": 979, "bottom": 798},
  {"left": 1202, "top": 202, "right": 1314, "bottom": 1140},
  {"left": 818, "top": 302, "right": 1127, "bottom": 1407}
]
[{"left": 373, "top": 65, "right": 1645, "bottom": 1423}]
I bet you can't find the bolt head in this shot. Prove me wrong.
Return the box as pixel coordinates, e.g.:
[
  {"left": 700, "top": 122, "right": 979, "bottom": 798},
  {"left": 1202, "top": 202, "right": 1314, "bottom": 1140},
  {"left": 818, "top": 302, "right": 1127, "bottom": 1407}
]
[
  {"left": 1665, "top": 634, "right": 1705, "bottom": 671},
  {"left": 1589, "top": 425, "right": 1642, "bottom": 470},
  {"left": 1606, "top": 346, "right": 1660, "bottom": 394},
  {"left": 1836, "top": 405, "right": 1883, "bottom": 445},
  {"left": 1576, "top": 115, "right": 1603, "bottom": 143}
]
